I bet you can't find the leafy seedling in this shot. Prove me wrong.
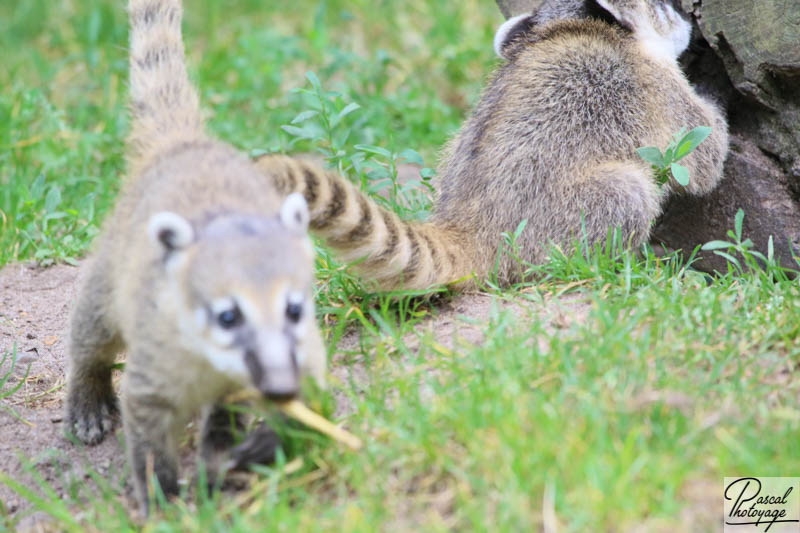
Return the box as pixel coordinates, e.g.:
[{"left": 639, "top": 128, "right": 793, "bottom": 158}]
[{"left": 637, "top": 126, "right": 712, "bottom": 187}]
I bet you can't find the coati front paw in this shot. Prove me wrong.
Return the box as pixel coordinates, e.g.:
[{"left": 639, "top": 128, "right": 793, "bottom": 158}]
[
  {"left": 227, "top": 424, "right": 281, "bottom": 471},
  {"left": 66, "top": 393, "right": 119, "bottom": 445},
  {"left": 200, "top": 406, "right": 281, "bottom": 473}
]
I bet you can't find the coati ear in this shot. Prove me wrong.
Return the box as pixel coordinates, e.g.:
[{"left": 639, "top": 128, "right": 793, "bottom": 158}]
[
  {"left": 148, "top": 211, "right": 195, "bottom": 252},
  {"left": 494, "top": 13, "right": 536, "bottom": 60},
  {"left": 279, "top": 193, "right": 309, "bottom": 235}
]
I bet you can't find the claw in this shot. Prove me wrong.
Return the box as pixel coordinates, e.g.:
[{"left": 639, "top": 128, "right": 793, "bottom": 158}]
[{"left": 67, "top": 396, "right": 118, "bottom": 445}]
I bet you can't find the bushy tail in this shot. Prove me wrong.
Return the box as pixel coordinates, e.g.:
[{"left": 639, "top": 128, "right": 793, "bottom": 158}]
[
  {"left": 127, "top": 0, "right": 206, "bottom": 171},
  {"left": 255, "top": 155, "right": 477, "bottom": 291}
]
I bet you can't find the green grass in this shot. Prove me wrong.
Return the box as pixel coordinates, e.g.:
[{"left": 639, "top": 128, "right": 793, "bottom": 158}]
[
  {"left": 2, "top": 1, "right": 800, "bottom": 531},
  {"left": 0, "top": 347, "right": 31, "bottom": 424},
  {"left": 0, "top": 0, "right": 498, "bottom": 265}
]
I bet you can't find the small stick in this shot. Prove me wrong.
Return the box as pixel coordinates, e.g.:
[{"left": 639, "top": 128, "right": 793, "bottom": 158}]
[
  {"left": 278, "top": 399, "right": 363, "bottom": 451},
  {"left": 223, "top": 390, "right": 363, "bottom": 451}
]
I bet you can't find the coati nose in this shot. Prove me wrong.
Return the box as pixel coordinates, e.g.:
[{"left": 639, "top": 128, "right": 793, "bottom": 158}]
[
  {"left": 243, "top": 348, "right": 299, "bottom": 401},
  {"left": 264, "top": 390, "right": 297, "bottom": 402},
  {"left": 261, "top": 365, "right": 299, "bottom": 401}
]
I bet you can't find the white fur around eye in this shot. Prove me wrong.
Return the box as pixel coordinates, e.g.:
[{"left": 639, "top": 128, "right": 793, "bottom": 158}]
[
  {"left": 234, "top": 295, "right": 262, "bottom": 325},
  {"left": 271, "top": 286, "right": 289, "bottom": 322},
  {"left": 194, "top": 307, "right": 207, "bottom": 329},
  {"left": 288, "top": 290, "right": 304, "bottom": 305},
  {"left": 177, "top": 308, "right": 248, "bottom": 383},
  {"left": 202, "top": 347, "right": 249, "bottom": 382},
  {"left": 210, "top": 328, "right": 235, "bottom": 347},
  {"left": 293, "top": 320, "right": 308, "bottom": 338},
  {"left": 211, "top": 297, "right": 236, "bottom": 315}
]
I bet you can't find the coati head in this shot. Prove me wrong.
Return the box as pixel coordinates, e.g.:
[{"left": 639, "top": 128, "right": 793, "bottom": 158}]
[
  {"left": 148, "top": 193, "right": 319, "bottom": 401},
  {"left": 494, "top": 0, "right": 691, "bottom": 62}
]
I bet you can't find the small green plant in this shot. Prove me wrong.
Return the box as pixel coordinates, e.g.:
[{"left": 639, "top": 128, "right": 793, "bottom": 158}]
[
  {"left": 701, "top": 208, "right": 753, "bottom": 271},
  {"left": 700, "top": 208, "right": 797, "bottom": 279},
  {"left": 637, "top": 126, "right": 712, "bottom": 187},
  {"left": 280, "top": 71, "right": 436, "bottom": 219},
  {"left": 0, "top": 346, "right": 31, "bottom": 422}
]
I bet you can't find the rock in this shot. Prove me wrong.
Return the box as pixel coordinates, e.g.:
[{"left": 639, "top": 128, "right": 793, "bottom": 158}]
[
  {"left": 661, "top": 0, "right": 800, "bottom": 271},
  {"left": 653, "top": 135, "right": 800, "bottom": 272}
]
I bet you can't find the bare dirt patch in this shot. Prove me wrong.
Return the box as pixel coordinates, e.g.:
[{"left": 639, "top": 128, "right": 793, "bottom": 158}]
[
  {"left": 0, "top": 263, "right": 131, "bottom": 525},
  {"left": 0, "top": 261, "right": 592, "bottom": 524}
]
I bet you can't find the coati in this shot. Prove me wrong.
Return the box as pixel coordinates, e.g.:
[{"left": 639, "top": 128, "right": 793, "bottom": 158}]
[
  {"left": 255, "top": 0, "right": 728, "bottom": 291},
  {"left": 64, "top": 0, "right": 326, "bottom": 512}
]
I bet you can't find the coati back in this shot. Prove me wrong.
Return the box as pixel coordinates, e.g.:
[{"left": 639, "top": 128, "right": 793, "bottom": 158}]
[
  {"left": 65, "top": 0, "right": 325, "bottom": 512},
  {"left": 256, "top": 0, "right": 728, "bottom": 291}
]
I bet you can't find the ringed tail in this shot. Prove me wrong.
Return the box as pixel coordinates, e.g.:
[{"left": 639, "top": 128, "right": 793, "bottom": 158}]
[
  {"left": 255, "top": 155, "right": 476, "bottom": 291},
  {"left": 127, "top": 0, "right": 206, "bottom": 171}
]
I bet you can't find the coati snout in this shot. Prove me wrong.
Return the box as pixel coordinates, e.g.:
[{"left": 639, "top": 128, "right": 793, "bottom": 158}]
[
  {"left": 188, "top": 281, "right": 313, "bottom": 402},
  {"left": 240, "top": 325, "right": 303, "bottom": 401},
  {"left": 201, "top": 286, "right": 307, "bottom": 401},
  {"left": 244, "top": 345, "right": 299, "bottom": 401}
]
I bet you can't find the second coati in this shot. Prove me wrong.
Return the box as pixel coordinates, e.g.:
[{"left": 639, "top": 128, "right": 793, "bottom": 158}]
[{"left": 256, "top": 0, "right": 728, "bottom": 291}]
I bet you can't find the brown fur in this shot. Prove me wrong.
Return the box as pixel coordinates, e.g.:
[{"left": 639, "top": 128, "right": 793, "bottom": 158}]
[
  {"left": 65, "top": 0, "right": 324, "bottom": 513},
  {"left": 257, "top": 0, "right": 728, "bottom": 291}
]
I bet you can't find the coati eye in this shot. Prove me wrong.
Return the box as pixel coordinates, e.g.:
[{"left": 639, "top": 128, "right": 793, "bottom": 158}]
[
  {"left": 217, "top": 306, "right": 243, "bottom": 329},
  {"left": 286, "top": 301, "right": 303, "bottom": 323}
]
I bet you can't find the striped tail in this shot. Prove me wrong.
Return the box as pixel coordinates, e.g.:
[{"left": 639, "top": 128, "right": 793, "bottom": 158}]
[
  {"left": 127, "top": 0, "right": 206, "bottom": 171},
  {"left": 255, "top": 155, "right": 477, "bottom": 291}
]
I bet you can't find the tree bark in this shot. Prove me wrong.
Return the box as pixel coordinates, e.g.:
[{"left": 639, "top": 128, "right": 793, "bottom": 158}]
[{"left": 495, "top": 0, "right": 800, "bottom": 272}]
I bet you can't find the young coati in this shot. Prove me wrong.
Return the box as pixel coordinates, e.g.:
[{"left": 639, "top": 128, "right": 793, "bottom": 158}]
[
  {"left": 255, "top": 0, "right": 728, "bottom": 291},
  {"left": 64, "top": 0, "right": 325, "bottom": 512}
]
